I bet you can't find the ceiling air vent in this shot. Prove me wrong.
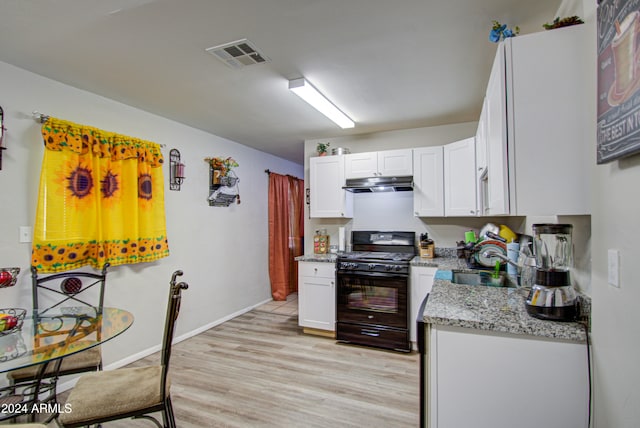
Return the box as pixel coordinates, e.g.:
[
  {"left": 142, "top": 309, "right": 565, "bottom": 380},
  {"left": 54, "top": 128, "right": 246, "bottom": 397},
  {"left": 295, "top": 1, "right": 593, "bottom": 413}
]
[{"left": 206, "top": 39, "right": 270, "bottom": 69}]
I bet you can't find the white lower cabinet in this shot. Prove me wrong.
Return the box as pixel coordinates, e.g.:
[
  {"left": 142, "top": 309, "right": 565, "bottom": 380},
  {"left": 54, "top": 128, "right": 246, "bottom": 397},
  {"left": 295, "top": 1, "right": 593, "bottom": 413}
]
[
  {"left": 410, "top": 266, "right": 436, "bottom": 343},
  {"left": 427, "top": 325, "right": 589, "bottom": 428},
  {"left": 298, "top": 262, "right": 336, "bottom": 333}
]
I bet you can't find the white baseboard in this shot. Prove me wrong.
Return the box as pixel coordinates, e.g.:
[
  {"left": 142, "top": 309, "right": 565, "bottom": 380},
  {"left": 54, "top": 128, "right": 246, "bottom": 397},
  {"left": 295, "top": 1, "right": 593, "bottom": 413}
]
[{"left": 57, "top": 298, "right": 273, "bottom": 393}]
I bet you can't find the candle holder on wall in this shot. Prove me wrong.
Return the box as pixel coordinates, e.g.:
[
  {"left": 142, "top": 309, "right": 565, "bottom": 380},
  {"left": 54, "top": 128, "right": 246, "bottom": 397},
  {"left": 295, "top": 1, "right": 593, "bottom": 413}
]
[{"left": 169, "top": 149, "right": 185, "bottom": 191}]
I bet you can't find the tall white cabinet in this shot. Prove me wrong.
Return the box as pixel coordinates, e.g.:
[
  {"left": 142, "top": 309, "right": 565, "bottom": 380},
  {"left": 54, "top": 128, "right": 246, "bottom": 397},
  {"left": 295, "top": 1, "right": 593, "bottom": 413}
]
[
  {"left": 484, "top": 50, "right": 510, "bottom": 215},
  {"left": 481, "top": 24, "right": 590, "bottom": 216}
]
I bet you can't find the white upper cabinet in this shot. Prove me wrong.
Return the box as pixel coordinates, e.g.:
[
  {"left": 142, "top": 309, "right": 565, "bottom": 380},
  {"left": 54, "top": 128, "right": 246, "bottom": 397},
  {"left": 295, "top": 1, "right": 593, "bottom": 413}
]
[
  {"left": 485, "top": 48, "right": 510, "bottom": 215},
  {"left": 475, "top": 98, "right": 488, "bottom": 173},
  {"left": 484, "top": 24, "right": 590, "bottom": 216},
  {"left": 413, "top": 146, "right": 444, "bottom": 217},
  {"left": 309, "top": 155, "right": 353, "bottom": 218},
  {"left": 345, "top": 149, "right": 413, "bottom": 179},
  {"left": 444, "top": 137, "right": 477, "bottom": 216}
]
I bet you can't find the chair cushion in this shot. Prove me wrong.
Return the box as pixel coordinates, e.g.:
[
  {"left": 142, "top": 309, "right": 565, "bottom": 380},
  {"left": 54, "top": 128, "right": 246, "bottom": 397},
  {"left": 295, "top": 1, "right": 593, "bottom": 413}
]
[
  {"left": 58, "top": 365, "right": 166, "bottom": 426},
  {"left": 10, "top": 425, "right": 48, "bottom": 427},
  {"left": 7, "top": 346, "right": 101, "bottom": 381}
]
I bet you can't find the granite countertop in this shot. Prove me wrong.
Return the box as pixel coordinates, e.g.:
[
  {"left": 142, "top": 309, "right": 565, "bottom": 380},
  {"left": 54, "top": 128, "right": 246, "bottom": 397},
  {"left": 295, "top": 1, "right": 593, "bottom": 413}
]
[
  {"left": 295, "top": 254, "right": 337, "bottom": 263},
  {"left": 296, "top": 251, "right": 587, "bottom": 342},
  {"left": 424, "top": 278, "right": 588, "bottom": 343}
]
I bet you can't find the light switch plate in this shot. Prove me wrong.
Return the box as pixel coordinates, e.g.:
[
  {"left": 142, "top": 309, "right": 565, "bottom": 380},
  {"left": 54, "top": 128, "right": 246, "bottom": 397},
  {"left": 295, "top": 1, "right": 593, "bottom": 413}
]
[
  {"left": 608, "top": 249, "right": 620, "bottom": 288},
  {"left": 19, "top": 226, "right": 32, "bottom": 243}
]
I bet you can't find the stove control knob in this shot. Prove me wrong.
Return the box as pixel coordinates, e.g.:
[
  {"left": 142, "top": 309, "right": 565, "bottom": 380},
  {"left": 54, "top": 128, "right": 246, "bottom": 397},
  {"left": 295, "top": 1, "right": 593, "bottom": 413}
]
[
  {"left": 368, "top": 264, "right": 376, "bottom": 270},
  {"left": 384, "top": 265, "right": 393, "bottom": 271},
  {"left": 395, "top": 265, "right": 402, "bottom": 271}
]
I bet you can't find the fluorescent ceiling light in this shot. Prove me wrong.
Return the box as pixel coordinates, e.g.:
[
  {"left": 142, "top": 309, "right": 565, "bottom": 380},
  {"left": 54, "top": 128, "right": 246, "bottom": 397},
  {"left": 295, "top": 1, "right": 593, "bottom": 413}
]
[{"left": 289, "top": 78, "right": 354, "bottom": 129}]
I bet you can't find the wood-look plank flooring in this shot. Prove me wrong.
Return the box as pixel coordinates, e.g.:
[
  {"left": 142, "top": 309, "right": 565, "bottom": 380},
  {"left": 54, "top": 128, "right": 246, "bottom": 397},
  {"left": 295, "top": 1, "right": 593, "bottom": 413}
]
[{"left": 56, "top": 310, "right": 420, "bottom": 427}]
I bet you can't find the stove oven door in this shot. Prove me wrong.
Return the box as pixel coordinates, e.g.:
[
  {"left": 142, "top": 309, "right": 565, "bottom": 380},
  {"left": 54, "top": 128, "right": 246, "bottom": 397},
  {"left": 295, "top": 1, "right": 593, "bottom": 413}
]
[{"left": 336, "top": 270, "right": 410, "bottom": 351}]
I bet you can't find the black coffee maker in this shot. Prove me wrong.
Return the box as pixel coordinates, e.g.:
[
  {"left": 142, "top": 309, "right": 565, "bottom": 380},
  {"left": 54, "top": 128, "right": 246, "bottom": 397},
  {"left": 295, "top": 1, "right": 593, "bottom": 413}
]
[{"left": 525, "top": 224, "right": 578, "bottom": 321}]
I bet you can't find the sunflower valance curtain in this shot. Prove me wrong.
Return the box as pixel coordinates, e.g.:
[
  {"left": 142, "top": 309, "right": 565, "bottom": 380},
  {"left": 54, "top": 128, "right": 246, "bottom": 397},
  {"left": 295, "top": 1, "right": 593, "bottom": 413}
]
[{"left": 31, "top": 117, "right": 169, "bottom": 273}]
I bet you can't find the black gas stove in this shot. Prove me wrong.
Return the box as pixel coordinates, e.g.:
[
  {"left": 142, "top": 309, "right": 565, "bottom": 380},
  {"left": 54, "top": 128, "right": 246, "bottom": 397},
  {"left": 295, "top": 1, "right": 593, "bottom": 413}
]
[
  {"left": 337, "top": 231, "right": 416, "bottom": 275},
  {"left": 337, "top": 252, "right": 414, "bottom": 274},
  {"left": 336, "top": 231, "right": 416, "bottom": 352}
]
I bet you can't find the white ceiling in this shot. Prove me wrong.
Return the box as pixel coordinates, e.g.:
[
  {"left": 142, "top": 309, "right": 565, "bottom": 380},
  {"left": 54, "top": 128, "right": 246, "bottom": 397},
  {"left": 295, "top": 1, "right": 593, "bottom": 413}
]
[{"left": 0, "top": 0, "right": 561, "bottom": 164}]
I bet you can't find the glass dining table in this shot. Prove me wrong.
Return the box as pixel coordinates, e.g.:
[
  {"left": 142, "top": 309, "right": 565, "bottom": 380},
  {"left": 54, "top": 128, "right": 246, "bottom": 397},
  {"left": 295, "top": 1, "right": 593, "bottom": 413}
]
[{"left": 0, "top": 307, "right": 134, "bottom": 422}]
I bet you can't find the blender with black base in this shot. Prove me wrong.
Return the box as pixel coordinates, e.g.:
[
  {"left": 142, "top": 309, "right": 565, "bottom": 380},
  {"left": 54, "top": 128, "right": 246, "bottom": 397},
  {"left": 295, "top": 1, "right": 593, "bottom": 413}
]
[{"left": 525, "top": 224, "right": 578, "bottom": 321}]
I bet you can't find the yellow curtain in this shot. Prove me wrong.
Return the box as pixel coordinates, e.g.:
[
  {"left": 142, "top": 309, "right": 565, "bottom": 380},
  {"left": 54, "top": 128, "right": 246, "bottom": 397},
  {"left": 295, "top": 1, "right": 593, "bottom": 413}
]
[{"left": 31, "top": 117, "right": 169, "bottom": 273}]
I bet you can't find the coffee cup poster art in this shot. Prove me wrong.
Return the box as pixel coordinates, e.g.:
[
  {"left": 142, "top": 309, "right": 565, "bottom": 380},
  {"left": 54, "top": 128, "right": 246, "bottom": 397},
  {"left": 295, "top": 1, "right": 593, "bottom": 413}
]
[{"left": 598, "top": 0, "right": 640, "bottom": 163}]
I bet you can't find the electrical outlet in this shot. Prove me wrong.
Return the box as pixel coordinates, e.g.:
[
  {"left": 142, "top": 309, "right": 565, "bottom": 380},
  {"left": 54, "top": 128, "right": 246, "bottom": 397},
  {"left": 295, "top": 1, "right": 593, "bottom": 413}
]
[
  {"left": 19, "top": 226, "right": 32, "bottom": 243},
  {"left": 608, "top": 249, "right": 620, "bottom": 288}
]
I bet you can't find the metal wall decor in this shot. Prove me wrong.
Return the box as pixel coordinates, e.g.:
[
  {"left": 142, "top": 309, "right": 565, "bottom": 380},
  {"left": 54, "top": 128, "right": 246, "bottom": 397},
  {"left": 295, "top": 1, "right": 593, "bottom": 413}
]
[
  {"left": 205, "top": 156, "right": 240, "bottom": 207},
  {"left": 0, "top": 106, "right": 6, "bottom": 171},
  {"left": 169, "top": 149, "right": 185, "bottom": 191}
]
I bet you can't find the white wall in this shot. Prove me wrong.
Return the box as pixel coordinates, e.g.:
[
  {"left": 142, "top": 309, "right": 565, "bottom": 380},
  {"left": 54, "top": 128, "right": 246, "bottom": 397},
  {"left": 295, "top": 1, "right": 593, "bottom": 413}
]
[
  {"left": 575, "top": 0, "right": 640, "bottom": 426},
  {"left": 0, "top": 61, "right": 302, "bottom": 370}
]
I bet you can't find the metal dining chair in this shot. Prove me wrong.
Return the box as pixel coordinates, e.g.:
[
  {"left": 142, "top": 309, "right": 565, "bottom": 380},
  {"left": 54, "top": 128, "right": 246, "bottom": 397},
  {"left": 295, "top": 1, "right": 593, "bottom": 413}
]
[
  {"left": 58, "top": 270, "right": 188, "bottom": 428},
  {"left": 4, "top": 264, "right": 109, "bottom": 422}
]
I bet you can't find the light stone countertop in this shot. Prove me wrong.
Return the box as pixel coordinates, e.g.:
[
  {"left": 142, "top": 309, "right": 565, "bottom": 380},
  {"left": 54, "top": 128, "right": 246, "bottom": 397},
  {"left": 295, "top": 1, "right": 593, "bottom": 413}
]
[
  {"left": 424, "top": 278, "right": 588, "bottom": 343},
  {"left": 296, "top": 252, "right": 588, "bottom": 342},
  {"left": 295, "top": 254, "right": 337, "bottom": 263}
]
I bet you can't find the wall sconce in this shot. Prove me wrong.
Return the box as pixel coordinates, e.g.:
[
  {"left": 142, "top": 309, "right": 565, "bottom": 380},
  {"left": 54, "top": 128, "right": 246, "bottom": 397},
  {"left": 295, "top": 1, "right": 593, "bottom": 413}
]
[
  {"left": 169, "top": 149, "right": 185, "bottom": 191},
  {"left": 0, "top": 106, "right": 6, "bottom": 171}
]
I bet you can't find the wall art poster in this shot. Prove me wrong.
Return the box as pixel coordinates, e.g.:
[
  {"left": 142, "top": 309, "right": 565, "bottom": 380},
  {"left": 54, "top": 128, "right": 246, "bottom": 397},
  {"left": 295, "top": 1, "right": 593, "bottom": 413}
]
[{"left": 598, "top": 0, "right": 640, "bottom": 163}]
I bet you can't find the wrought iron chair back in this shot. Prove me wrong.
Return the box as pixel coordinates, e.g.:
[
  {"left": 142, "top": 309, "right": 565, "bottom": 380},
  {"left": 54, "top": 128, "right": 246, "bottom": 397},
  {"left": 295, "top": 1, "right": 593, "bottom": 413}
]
[
  {"left": 3, "top": 264, "right": 110, "bottom": 423},
  {"left": 58, "top": 270, "right": 188, "bottom": 428},
  {"left": 31, "top": 264, "right": 109, "bottom": 315}
]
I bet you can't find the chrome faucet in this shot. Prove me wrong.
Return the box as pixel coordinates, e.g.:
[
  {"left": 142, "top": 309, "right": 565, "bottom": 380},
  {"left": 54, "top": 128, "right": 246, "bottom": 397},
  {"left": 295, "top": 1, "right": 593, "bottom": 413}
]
[{"left": 482, "top": 250, "right": 519, "bottom": 267}]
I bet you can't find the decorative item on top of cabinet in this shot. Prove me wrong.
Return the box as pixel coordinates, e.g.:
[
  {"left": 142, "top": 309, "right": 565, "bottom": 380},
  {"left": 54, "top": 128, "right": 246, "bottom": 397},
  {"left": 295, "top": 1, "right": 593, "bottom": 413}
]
[
  {"left": 0, "top": 106, "right": 6, "bottom": 171},
  {"left": 204, "top": 156, "right": 241, "bottom": 206},
  {"left": 489, "top": 20, "right": 519, "bottom": 42},
  {"left": 169, "top": 149, "right": 185, "bottom": 191},
  {"left": 316, "top": 142, "right": 330, "bottom": 156},
  {"left": 543, "top": 16, "right": 584, "bottom": 30}
]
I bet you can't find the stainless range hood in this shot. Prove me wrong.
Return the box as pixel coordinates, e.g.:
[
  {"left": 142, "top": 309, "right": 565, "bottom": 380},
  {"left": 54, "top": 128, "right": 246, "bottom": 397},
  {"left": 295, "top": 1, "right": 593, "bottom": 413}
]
[{"left": 343, "top": 176, "right": 414, "bottom": 193}]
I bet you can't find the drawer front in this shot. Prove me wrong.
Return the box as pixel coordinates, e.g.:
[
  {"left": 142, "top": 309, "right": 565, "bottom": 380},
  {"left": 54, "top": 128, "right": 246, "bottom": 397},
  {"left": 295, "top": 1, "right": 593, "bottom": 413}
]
[
  {"left": 336, "top": 322, "right": 410, "bottom": 352},
  {"left": 298, "top": 262, "right": 335, "bottom": 279}
]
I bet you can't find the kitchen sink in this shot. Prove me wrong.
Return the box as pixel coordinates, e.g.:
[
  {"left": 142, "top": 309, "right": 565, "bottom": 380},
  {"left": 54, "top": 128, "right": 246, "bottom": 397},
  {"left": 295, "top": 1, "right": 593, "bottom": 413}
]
[{"left": 451, "top": 271, "right": 512, "bottom": 287}]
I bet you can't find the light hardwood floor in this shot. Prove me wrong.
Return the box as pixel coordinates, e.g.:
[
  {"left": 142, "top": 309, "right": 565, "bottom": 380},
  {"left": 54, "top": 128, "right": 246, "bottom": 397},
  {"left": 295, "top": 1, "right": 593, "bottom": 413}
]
[{"left": 56, "top": 309, "right": 420, "bottom": 427}]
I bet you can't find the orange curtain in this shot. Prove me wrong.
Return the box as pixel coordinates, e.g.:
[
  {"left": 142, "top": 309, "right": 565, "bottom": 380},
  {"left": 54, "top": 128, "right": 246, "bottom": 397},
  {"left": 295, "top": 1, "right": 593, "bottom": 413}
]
[{"left": 268, "top": 173, "right": 304, "bottom": 301}]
